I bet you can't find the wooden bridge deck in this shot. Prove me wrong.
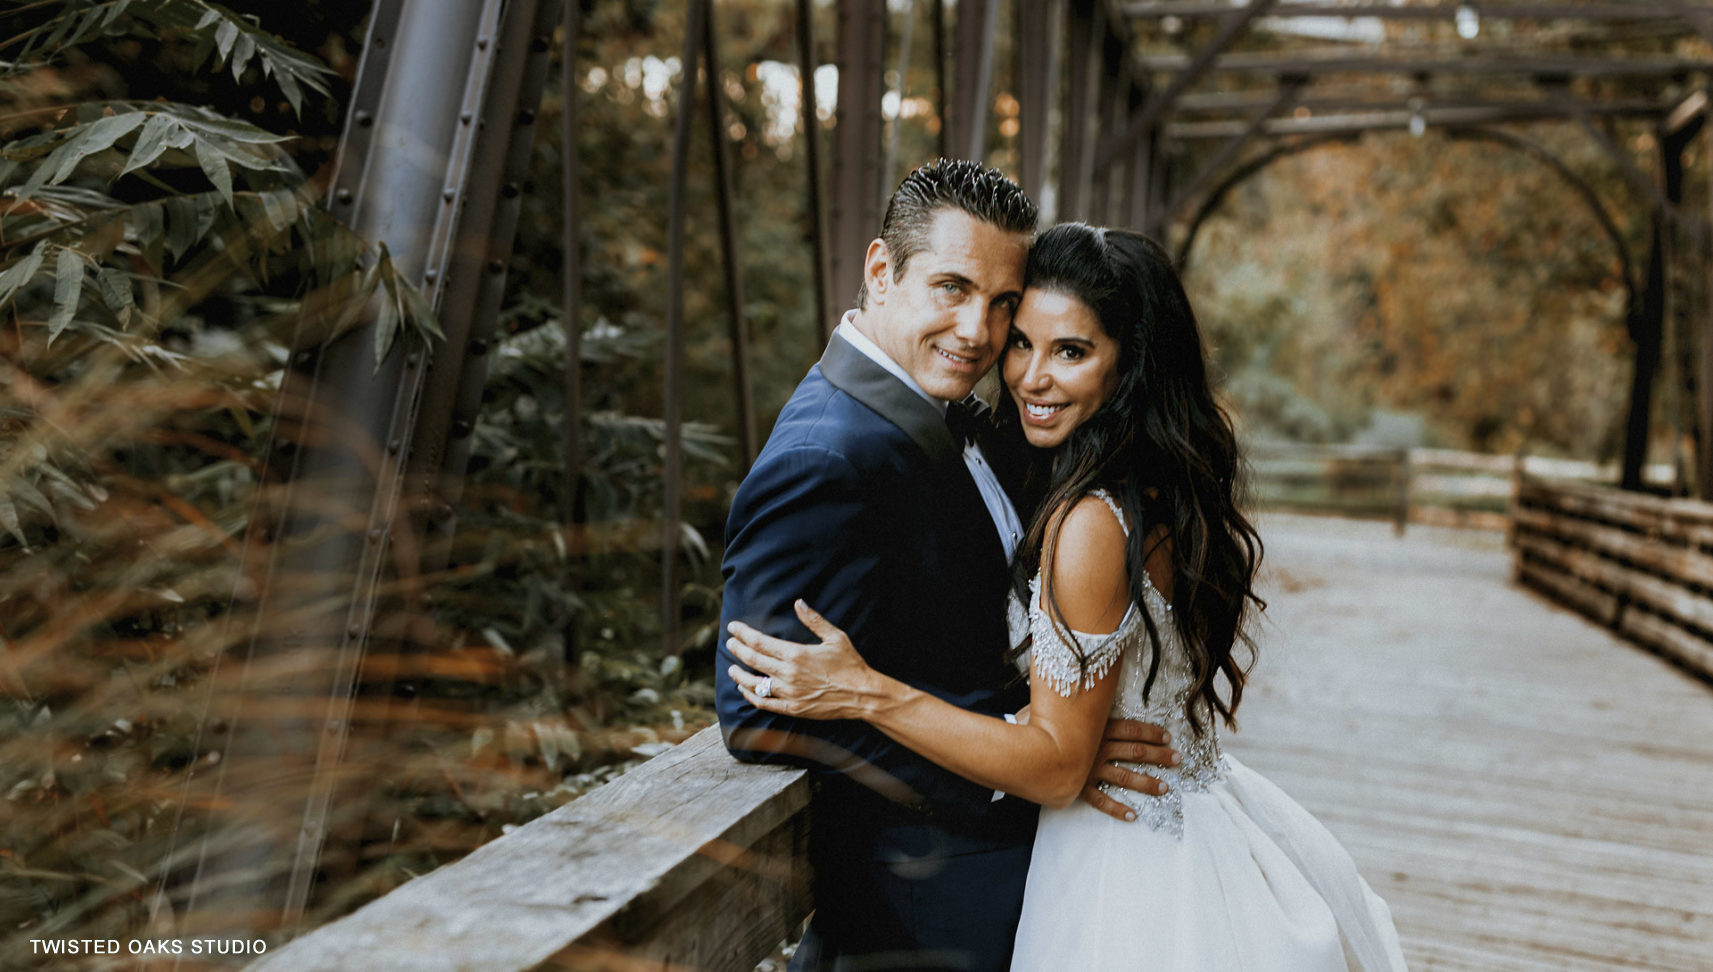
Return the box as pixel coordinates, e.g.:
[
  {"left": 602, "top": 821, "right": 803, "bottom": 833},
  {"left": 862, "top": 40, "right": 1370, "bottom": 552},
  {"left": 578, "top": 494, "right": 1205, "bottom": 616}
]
[{"left": 1236, "top": 514, "right": 1713, "bottom": 971}]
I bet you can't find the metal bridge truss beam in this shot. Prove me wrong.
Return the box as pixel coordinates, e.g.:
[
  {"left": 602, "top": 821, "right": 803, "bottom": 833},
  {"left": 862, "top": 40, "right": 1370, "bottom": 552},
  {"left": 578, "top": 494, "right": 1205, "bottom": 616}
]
[{"left": 175, "top": 0, "right": 570, "bottom": 934}]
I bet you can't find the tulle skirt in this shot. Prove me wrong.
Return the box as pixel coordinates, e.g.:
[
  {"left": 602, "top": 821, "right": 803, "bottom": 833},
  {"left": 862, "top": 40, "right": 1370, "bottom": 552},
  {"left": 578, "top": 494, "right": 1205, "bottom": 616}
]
[{"left": 1010, "top": 754, "right": 1407, "bottom": 971}]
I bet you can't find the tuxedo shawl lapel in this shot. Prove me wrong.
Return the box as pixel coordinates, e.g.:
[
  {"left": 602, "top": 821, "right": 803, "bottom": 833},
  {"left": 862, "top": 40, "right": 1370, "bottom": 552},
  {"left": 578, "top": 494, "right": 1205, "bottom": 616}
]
[
  {"left": 819, "top": 333, "right": 961, "bottom": 466},
  {"left": 817, "top": 332, "right": 1007, "bottom": 570}
]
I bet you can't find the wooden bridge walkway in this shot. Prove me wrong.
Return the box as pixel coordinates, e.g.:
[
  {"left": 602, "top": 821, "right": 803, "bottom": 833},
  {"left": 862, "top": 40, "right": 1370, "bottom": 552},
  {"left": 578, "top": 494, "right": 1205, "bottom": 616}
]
[
  {"left": 1240, "top": 514, "right": 1713, "bottom": 971},
  {"left": 261, "top": 508, "right": 1713, "bottom": 971}
]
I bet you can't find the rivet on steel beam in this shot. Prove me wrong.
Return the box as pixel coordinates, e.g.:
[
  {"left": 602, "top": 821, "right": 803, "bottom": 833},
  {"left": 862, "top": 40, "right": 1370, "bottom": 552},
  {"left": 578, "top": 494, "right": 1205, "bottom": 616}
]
[
  {"left": 502, "top": 182, "right": 520, "bottom": 198},
  {"left": 388, "top": 438, "right": 402, "bottom": 454},
  {"left": 434, "top": 503, "right": 454, "bottom": 521},
  {"left": 346, "top": 624, "right": 362, "bottom": 639},
  {"left": 516, "top": 108, "right": 536, "bottom": 125},
  {"left": 469, "top": 338, "right": 489, "bottom": 356},
  {"left": 487, "top": 259, "right": 505, "bottom": 274},
  {"left": 451, "top": 418, "right": 473, "bottom": 438},
  {"left": 368, "top": 528, "right": 384, "bottom": 543},
  {"left": 424, "top": 268, "right": 438, "bottom": 282},
  {"left": 355, "top": 110, "right": 373, "bottom": 127},
  {"left": 476, "top": 37, "right": 489, "bottom": 50},
  {"left": 443, "top": 187, "right": 456, "bottom": 202},
  {"left": 294, "top": 350, "right": 315, "bottom": 369},
  {"left": 373, "top": 36, "right": 387, "bottom": 50},
  {"left": 335, "top": 187, "right": 353, "bottom": 204},
  {"left": 532, "top": 35, "right": 550, "bottom": 53},
  {"left": 406, "top": 352, "right": 421, "bottom": 368},
  {"left": 460, "top": 112, "right": 473, "bottom": 125}
]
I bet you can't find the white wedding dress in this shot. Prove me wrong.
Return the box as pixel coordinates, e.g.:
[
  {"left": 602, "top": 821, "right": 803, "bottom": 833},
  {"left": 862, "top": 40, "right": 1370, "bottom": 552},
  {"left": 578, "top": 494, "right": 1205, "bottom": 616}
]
[{"left": 1007, "top": 492, "right": 1408, "bottom": 971}]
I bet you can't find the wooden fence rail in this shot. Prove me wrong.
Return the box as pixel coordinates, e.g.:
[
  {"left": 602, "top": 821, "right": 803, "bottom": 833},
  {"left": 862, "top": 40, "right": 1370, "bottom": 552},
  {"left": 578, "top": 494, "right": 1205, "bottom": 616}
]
[
  {"left": 249, "top": 728, "right": 810, "bottom": 972},
  {"left": 1250, "top": 443, "right": 1674, "bottom": 532},
  {"left": 1511, "top": 476, "right": 1713, "bottom": 680}
]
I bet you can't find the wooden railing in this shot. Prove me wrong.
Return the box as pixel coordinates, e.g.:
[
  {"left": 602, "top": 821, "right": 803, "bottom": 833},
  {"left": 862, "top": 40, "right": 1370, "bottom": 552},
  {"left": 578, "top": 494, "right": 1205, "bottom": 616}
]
[
  {"left": 1250, "top": 443, "right": 1674, "bottom": 533},
  {"left": 249, "top": 727, "right": 810, "bottom": 972},
  {"left": 1511, "top": 476, "right": 1713, "bottom": 680}
]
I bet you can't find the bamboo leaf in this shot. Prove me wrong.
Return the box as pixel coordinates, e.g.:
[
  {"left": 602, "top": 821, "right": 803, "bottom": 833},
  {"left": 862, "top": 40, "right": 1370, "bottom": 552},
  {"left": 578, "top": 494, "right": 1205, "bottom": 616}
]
[
  {"left": 195, "top": 140, "right": 233, "bottom": 207},
  {"left": 0, "top": 493, "right": 27, "bottom": 548},
  {"left": 214, "top": 20, "right": 239, "bottom": 62},
  {"left": 0, "top": 241, "right": 50, "bottom": 309},
  {"left": 95, "top": 266, "right": 134, "bottom": 325},
  {"left": 101, "top": 0, "right": 133, "bottom": 30},
  {"left": 374, "top": 247, "right": 402, "bottom": 365},
  {"left": 399, "top": 274, "right": 443, "bottom": 341},
  {"left": 173, "top": 114, "right": 291, "bottom": 145},
  {"left": 11, "top": 478, "right": 55, "bottom": 520},
  {"left": 121, "top": 114, "right": 182, "bottom": 176},
  {"left": 131, "top": 200, "right": 165, "bottom": 270},
  {"left": 374, "top": 285, "right": 400, "bottom": 366},
  {"left": 47, "top": 112, "right": 146, "bottom": 185},
  {"left": 258, "top": 187, "right": 296, "bottom": 232},
  {"left": 231, "top": 32, "right": 256, "bottom": 82},
  {"left": 47, "top": 247, "right": 84, "bottom": 346},
  {"left": 164, "top": 195, "right": 199, "bottom": 262},
  {"left": 275, "top": 70, "right": 304, "bottom": 116}
]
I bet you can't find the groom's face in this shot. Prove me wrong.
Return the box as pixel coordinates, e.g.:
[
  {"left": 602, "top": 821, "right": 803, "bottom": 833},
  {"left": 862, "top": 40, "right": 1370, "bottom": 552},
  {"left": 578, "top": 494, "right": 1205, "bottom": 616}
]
[{"left": 860, "top": 208, "right": 1028, "bottom": 401}]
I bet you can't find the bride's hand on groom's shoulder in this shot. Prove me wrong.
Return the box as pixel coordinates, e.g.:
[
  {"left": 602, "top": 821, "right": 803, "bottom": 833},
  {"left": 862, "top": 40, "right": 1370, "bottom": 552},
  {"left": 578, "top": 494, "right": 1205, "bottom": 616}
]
[
  {"left": 725, "top": 600, "right": 886, "bottom": 722},
  {"left": 1080, "top": 719, "right": 1179, "bottom": 821}
]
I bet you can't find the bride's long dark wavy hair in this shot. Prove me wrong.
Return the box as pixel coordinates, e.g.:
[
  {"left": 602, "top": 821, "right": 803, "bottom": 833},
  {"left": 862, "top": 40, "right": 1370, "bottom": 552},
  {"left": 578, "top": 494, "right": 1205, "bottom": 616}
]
[{"left": 995, "top": 223, "right": 1264, "bottom": 733}]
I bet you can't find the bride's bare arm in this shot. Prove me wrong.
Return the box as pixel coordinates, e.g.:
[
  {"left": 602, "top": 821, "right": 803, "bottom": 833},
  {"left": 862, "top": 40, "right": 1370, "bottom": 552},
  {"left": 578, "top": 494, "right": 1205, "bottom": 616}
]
[{"left": 727, "top": 496, "right": 1139, "bottom": 809}]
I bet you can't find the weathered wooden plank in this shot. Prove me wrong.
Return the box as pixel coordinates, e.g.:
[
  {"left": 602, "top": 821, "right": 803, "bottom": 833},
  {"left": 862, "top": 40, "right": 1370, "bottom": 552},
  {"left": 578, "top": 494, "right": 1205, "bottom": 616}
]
[
  {"left": 1513, "top": 506, "right": 1713, "bottom": 590},
  {"left": 1514, "top": 530, "right": 1713, "bottom": 636},
  {"left": 251, "top": 727, "right": 810, "bottom": 972},
  {"left": 1516, "top": 555, "right": 1621, "bottom": 626},
  {"left": 1238, "top": 514, "right": 1713, "bottom": 970},
  {"left": 1517, "top": 479, "right": 1713, "bottom": 549},
  {"left": 1618, "top": 608, "right": 1713, "bottom": 679}
]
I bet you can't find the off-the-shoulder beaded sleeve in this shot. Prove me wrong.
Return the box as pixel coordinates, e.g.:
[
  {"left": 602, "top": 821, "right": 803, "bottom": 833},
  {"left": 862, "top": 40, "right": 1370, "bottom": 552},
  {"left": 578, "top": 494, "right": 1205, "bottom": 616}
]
[
  {"left": 1026, "top": 489, "right": 1140, "bottom": 697},
  {"left": 1027, "top": 578, "right": 1141, "bottom": 696}
]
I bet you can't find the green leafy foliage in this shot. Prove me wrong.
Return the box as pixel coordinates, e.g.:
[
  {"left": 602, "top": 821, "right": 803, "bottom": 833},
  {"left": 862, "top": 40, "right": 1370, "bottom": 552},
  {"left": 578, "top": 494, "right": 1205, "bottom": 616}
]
[
  {"left": 0, "top": 0, "right": 755, "bottom": 951},
  {"left": 1, "top": 0, "right": 335, "bottom": 114}
]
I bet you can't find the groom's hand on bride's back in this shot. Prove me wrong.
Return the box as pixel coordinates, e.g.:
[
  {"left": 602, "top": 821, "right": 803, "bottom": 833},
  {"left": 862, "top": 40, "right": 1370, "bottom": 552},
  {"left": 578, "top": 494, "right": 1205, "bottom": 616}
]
[{"left": 1080, "top": 718, "right": 1178, "bottom": 821}]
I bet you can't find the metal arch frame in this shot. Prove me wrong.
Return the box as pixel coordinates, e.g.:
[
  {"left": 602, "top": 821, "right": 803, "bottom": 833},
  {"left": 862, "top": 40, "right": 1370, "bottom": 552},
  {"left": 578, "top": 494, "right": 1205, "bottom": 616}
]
[
  {"left": 1173, "top": 125, "right": 1643, "bottom": 326},
  {"left": 1169, "top": 121, "right": 1682, "bottom": 491},
  {"left": 1097, "top": 0, "right": 1713, "bottom": 497}
]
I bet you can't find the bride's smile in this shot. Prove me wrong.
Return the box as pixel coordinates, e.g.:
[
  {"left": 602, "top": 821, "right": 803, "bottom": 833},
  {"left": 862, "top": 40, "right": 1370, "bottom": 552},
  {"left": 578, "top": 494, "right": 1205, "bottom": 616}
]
[{"left": 1004, "top": 287, "right": 1121, "bottom": 448}]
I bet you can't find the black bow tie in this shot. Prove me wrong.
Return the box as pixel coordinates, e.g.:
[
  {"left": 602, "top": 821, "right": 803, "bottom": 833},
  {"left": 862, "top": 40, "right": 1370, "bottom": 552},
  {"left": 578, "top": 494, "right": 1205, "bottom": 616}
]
[{"left": 945, "top": 396, "right": 991, "bottom": 448}]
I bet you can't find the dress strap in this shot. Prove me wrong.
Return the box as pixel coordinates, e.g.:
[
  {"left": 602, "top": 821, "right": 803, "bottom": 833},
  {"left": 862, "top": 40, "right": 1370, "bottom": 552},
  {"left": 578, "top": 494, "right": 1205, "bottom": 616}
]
[{"left": 1089, "top": 488, "right": 1130, "bottom": 537}]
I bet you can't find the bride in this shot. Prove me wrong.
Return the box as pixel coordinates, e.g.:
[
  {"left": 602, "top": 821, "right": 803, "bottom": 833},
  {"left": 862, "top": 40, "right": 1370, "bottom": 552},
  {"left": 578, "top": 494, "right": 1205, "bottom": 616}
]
[{"left": 725, "top": 224, "right": 1408, "bottom": 970}]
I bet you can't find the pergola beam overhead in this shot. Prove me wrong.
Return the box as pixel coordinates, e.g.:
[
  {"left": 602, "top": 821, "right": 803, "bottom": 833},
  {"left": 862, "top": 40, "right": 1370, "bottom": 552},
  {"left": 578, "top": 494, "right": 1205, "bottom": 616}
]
[
  {"left": 1123, "top": 2, "right": 1697, "bottom": 22},
  {"left": 1135, "top": 50, "right": 1713, "bottom": 78}
]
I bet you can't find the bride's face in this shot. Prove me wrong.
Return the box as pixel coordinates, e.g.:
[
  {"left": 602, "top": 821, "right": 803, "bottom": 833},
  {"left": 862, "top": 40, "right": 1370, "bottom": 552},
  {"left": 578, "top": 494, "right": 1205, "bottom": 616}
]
[{"left": 1002, "top": 287, "right": 1121, "bottom": 449}]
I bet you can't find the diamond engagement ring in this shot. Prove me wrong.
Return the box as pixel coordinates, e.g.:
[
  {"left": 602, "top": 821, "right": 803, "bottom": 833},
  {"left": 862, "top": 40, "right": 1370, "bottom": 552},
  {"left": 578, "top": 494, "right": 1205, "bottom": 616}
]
[{"left": 756, "top": 676, "right": 773, "bottom": 699}]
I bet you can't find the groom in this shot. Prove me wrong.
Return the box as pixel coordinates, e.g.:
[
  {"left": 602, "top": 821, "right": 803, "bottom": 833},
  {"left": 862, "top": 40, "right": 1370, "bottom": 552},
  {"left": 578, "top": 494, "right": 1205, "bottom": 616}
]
[{"left": 716, "top": 159, "right": 1172, "bottom": 971}]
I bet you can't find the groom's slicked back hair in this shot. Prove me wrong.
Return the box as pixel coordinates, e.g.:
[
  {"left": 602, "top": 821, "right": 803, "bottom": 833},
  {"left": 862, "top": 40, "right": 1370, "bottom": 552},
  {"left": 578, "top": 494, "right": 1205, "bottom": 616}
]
[{"left": 856, "top": 158, "right": 1038, "bottom": 309}]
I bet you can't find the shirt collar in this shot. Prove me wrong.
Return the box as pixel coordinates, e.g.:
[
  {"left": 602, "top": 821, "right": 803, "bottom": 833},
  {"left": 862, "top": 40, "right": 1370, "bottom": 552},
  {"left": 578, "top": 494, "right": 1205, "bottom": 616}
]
[{"left": 836, "top": 312, "right": 947, "bottom": 414}]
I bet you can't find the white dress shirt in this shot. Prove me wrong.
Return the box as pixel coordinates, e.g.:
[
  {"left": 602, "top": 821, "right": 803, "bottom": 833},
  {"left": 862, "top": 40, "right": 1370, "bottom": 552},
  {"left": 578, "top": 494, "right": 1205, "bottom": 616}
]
[{"left": 836, "top": 315, "right": 1023, "bottom": 562}]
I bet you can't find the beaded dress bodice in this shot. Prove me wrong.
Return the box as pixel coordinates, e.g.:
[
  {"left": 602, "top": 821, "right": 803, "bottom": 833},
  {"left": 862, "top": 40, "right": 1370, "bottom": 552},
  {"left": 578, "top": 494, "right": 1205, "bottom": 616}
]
[{"left": 1006, "top": 490, "right": 1226, "bottom": 836}]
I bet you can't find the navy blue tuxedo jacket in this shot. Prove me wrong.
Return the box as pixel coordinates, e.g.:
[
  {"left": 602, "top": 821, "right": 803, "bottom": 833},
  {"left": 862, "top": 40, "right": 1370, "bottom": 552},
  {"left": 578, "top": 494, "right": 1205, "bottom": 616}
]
[{"left": 716, "top": 333, "right": 1036, "bottom": 969}]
